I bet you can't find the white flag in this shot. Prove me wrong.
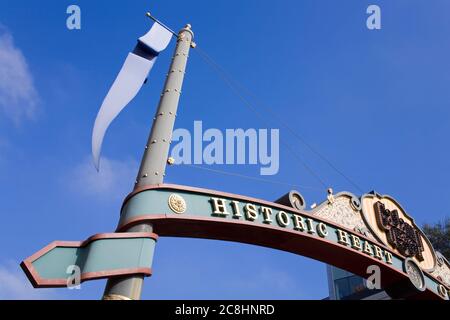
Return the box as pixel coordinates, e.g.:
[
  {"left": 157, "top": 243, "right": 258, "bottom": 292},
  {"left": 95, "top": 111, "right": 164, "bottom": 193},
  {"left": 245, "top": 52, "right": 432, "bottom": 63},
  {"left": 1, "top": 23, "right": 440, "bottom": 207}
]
[{"left": 92, "top": 23, "right": 172, "bottom": 170}]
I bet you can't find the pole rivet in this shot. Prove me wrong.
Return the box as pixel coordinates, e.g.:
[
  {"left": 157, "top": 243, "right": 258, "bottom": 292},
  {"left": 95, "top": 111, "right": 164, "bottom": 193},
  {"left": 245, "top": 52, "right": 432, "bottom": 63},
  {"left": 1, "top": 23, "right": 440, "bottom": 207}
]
[
  {"left": 143, "top": 173, "right": 148, "bottom": 178},
  {"left": 155, "top": 172, "right": 159, "bottom": 175},
  {"left": 167, "top": 157, "right": 175, "bottom": 165},
  {"left": 152, "top": 140, "right": 157, "bottom": 143}
]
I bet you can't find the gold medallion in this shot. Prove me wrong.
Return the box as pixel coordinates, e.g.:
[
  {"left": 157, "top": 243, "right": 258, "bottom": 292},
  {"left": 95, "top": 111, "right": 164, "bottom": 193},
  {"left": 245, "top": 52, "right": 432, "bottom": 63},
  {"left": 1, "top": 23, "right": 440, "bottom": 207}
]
[{"left": 168, "top": 193, "right": 186, "bottom": 214}]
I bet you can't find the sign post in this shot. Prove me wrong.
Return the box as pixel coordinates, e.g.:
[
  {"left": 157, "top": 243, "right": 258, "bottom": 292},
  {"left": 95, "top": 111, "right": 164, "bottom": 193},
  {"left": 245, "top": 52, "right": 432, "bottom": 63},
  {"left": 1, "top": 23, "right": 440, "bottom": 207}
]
[{"left": 102, "top": 24, "right": 195, "bottom": 300}]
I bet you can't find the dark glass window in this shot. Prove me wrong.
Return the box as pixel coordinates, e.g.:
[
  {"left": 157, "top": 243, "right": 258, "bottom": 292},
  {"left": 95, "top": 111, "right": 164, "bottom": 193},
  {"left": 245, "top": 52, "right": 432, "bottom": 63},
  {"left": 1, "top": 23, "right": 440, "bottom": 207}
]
[{"left": 334, "top": 274, "right": 367, "bottom": 299}]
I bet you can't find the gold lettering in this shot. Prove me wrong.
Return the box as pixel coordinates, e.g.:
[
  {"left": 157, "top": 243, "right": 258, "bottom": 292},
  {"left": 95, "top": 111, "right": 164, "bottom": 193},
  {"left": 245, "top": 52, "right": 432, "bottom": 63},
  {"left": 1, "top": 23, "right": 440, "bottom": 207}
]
[
  {"left": 306, "top": 218, "right": 316, "bottom": 234},
  {"left": 210, "top": 198, "right": 230, "bottom": 216},
  {"left": 260, "top": 206, "right": 273, "bottom": 224},
  {"left": 373, "top": 245, "right": 383, "bottom": 260},
  {"left": 384, "top": 251, "right": 393, "bottom": 264},
  {"left": 230, "top": 200, "right": 242, "bottom": 218},
  {"left": 292, "top": 214, "right": 306, "bottom": 231},
  {"left": 336, "top": 229, "right": 350, "bottom": 246},
  {"left": 317, "top": 222, "right": 328, "bottom": 237},
  {"left": 276, "top": 211, "right": 290, "bottom": 227},
  {"left": 350, "top": 234, "right": 362, "bottom": 250},
  {"left": 244, "top": 203, "right": 258, "bottom": 221},
  {"left": 363, "top": 241, "right": 374, "bottom": 256}
]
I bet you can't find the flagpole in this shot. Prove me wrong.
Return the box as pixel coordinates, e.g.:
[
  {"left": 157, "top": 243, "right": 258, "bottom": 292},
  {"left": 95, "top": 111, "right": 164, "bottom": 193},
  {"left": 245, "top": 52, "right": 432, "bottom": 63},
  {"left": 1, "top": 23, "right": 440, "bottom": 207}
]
[{"left": 102, "top": 23, "right": 194, "bottom": 300}]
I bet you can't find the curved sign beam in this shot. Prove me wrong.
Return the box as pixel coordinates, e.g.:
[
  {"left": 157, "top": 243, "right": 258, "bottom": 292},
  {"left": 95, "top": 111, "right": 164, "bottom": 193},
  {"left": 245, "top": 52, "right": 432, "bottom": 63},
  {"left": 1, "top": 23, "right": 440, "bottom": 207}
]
[
  {"left": 21, "top": 183, "right": 449, "bottom": 300},
  {"left": 117, "top": 184, "right": 449, "bottom": 300}
]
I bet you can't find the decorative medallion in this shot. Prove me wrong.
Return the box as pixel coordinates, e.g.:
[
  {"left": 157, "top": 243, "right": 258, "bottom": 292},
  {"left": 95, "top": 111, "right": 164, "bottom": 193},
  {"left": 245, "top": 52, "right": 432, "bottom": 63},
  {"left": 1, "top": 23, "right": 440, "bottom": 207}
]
[
  {"left": 168, "top": 193, "right": 186, "bottom": 214},
  {"left": 404, "top": 258, "right": 426, "bottom": 292},
  {"left": 373, "top": 201, "right": 425, "bottom": 261},
  {"left": 360, "top": 193, "right": 437, "bottom": 271},
  {"left": 274, "top": 190, "right": 306, "bottom": 211},
  {"left": 290, "top": 192, "right": 306, "bottom": 211},
  {"left": 438, "top": 284, "right": 449, "bottom": 299}
]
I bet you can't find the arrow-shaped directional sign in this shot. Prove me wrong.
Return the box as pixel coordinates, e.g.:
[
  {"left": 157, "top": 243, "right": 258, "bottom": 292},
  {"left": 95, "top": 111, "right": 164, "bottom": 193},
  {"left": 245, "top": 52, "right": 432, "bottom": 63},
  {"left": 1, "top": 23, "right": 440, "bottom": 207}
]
[{"left": 21, "top": 232, "right": 157, "bottom": 288}]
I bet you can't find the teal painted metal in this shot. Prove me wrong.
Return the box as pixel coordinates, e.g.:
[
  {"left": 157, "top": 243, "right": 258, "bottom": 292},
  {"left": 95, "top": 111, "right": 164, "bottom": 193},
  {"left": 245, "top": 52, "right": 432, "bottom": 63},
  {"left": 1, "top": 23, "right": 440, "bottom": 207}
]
[
  {"left": 121, "top": 188, "right": 400, "bottom": 267},
  {"left": 120, "top": 189, "right": 210, "bottom": 222},
  {"left": 34, "top": 238, "right": 154, "bottom": 279},
  {"left": 22, "top": 233, "right": 157, "bottom": 288},
  {"left": 118, "top": 186, "right": 449, "bottom": 300}
]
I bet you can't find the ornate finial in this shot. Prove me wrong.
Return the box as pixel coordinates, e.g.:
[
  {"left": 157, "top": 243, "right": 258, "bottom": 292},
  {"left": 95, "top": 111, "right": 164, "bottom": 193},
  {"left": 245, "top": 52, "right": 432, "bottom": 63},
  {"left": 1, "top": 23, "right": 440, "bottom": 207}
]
[
  {"left": 185, "top": 24, "right": 192, "bottom": 29},
  {"left": 327, "top": 188, "right": 335, "bottom": 204}
]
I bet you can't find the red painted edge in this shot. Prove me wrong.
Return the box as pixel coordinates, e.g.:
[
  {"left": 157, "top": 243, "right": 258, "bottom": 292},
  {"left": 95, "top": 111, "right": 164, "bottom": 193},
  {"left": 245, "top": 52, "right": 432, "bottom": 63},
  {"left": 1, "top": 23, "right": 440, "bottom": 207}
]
[
  {"left": 21, "top": 232, "right": 158, "bottom": 288},
  {"left": 123, "top": 184, "right": 397, "bottom": 254},
  {"left": 118, "top": 215, "right": 445, "bottom": 300},
  {"left": 122, "top": 184, "right": 450, "bottom": 292}
]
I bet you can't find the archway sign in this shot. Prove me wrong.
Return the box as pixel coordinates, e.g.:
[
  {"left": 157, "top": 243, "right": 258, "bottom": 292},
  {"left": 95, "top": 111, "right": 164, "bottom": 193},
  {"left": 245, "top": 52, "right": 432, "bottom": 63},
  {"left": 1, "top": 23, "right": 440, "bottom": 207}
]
[
  {"left": 21, "top": 183, "right": 450, "bottom": 300},
  {"left": 20, "top": 16, "right": 449, "bottom": 300}
]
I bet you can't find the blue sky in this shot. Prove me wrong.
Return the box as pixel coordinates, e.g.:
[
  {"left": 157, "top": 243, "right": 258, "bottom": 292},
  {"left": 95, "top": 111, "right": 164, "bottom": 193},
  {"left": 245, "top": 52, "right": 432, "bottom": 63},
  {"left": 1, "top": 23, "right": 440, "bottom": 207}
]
[{"left": 0, "top": 0, "right": 449, "bottom": 299}]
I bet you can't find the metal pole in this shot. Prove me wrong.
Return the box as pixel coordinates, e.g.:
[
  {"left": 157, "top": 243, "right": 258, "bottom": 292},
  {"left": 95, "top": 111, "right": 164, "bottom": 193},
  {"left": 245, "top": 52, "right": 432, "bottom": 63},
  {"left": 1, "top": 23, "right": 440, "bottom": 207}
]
[{"left": 102, "top": 24, "right": 194, "bottom": 300}]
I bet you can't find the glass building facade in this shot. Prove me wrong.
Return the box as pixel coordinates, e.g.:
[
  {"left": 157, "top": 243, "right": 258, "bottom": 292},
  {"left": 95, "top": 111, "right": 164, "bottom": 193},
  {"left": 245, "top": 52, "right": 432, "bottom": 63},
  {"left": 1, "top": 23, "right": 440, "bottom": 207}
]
[{"left": 326, "top": 265, "right": 391, "bottom": 300}]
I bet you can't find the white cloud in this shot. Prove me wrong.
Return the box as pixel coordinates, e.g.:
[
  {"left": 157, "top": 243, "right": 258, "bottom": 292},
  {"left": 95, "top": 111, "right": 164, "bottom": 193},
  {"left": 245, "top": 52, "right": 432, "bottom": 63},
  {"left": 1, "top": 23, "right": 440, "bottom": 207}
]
[
  {"left": 0, "top": 260, "right": 55, "bottom": 300},
  {"left": 69, "top": 156, "right": 138, "bottom": 200},
  {"left": 0, "top": 26, "right": 39, "bottom": 124}
]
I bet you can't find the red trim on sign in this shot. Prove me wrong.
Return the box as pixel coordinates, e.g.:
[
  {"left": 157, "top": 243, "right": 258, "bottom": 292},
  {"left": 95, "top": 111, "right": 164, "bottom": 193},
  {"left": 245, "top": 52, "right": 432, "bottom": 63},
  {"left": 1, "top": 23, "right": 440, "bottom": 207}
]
[
  {"left": 122, "top": 184, "right": 397, "bottom": 258},
  {"left": 21, "top": 232, "right": 157, "bottom": 288},
  {"left": 118, "top": 214, "right": 444, "bottom": 300},
  {"left": 122, "top": 184, "right": 450, "bottom": 293},
  {"left": 122, "top": 183, "right": 448, "bottom": 294}
]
